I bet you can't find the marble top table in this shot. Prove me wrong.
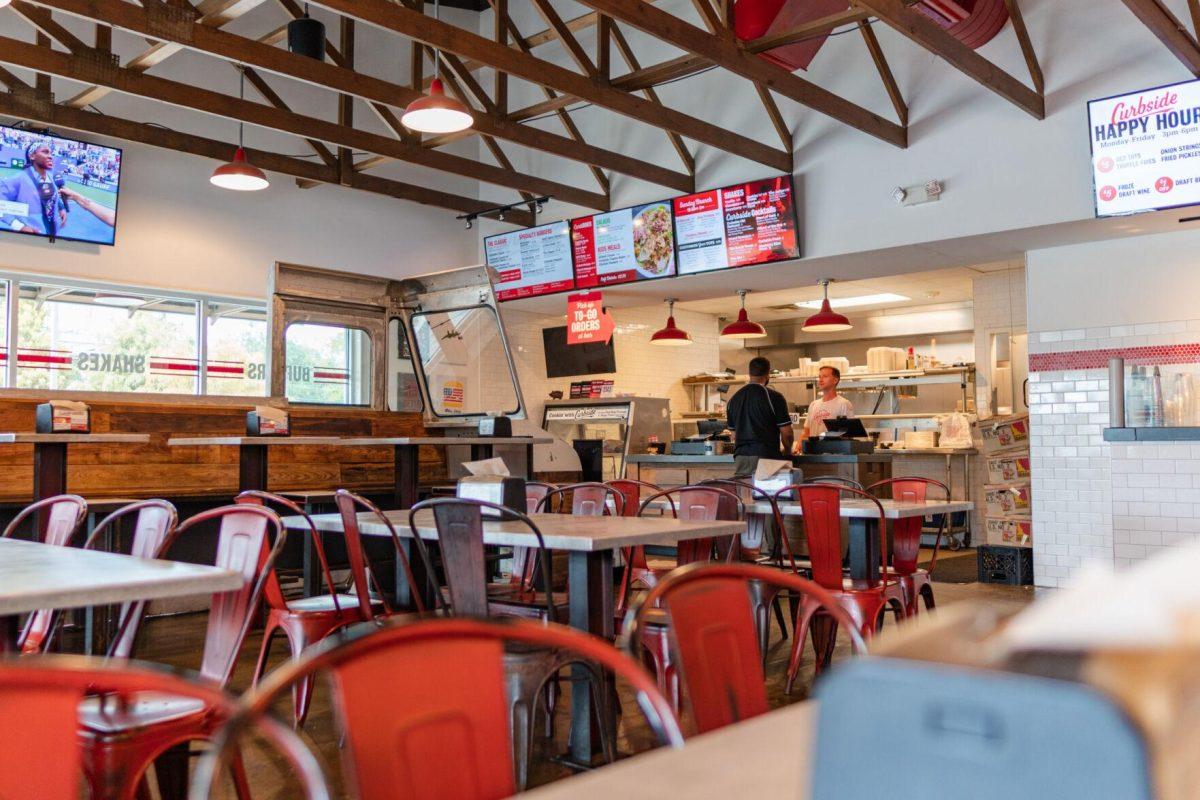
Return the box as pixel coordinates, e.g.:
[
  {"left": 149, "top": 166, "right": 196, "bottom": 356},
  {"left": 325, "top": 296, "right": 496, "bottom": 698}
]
[
  {"left": 522, "top": 701, "right": 814, "bottom": 799},
  {"left": 0, "top": 538, "right": 242, "bottom": 649},
  {"left": 0, "top": 432, "right": 152, "bottom": 502}
]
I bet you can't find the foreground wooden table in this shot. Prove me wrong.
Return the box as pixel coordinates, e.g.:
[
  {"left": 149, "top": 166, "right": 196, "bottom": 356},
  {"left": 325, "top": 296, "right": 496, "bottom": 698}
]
[
  {"left": 521, "top": 701, "right": 815, "bottom": 799},
  {"left": 0, "top": 433, "right": 151, "bottom": 501},
  {"left": 338, "top": 436, "right": 552, "bottom": 508},
  {"left": 0, "top": 538, "right": 243, "bottom": 650},
  {"left": 288, "top": 509, "right": 745, "bottom": 762}
]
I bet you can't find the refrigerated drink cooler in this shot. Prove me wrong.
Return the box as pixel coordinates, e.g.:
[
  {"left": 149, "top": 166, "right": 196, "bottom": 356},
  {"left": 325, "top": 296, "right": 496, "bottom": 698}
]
[{"left": 541, "top": 397, "right": 672, "bottom": 483}]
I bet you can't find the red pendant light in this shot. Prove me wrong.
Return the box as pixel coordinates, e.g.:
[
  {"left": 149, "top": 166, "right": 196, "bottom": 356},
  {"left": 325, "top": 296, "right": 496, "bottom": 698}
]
[
  {"left": 720, "top": 290, "right": 767, "bottom": 340},
  {"left": 650, "top": 298, "right": 692, "bottom": 346},
  {"left": 401, "top": 0, "right": 473, "bottom": 134},
  {"left": 211, "top": 69, "right": 269, "bottom": 192},
  {"left": 801, "top": 278, "right": 853, "bottom": 333}
]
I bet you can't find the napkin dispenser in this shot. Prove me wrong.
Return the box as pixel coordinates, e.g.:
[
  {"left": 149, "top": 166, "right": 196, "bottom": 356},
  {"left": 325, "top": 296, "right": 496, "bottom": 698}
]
[
  {"left": 247, "top": 406, "right": 290, "bottom": 436},
  {"left": 36, "top": 401, "right": 89, "bottom": 433},
  {"left": 753, "top": 468, "right": 804, "bottom": 499},
  {"left": 811, "top": 606, "right": 1194, "bottom": 800},
  {"left": 478, "top": 415, "right": 513, "bottom": 437},
  {"left": 456, "top": 475, "right": 525, "bottom": 516}
]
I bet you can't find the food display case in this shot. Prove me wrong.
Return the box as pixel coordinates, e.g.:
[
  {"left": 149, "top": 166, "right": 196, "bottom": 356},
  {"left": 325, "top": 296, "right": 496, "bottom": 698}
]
[{"left": 541, "top": 397, "right": 671, "bottom": 482}]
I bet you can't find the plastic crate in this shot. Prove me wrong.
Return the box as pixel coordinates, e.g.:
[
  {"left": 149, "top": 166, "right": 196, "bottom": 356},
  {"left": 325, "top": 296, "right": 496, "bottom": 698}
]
[{"left": 977, "top": 544, "right": 1034, "bottom": 585}]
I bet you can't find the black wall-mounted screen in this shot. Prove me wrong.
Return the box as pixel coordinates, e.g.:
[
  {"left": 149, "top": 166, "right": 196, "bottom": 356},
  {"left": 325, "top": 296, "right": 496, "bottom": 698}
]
[{"left": 542, "top": 325, "right": 617, "bottom": 378}]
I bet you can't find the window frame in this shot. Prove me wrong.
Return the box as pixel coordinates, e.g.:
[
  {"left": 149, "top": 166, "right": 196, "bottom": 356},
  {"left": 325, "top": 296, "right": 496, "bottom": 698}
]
[
  {"left": 281, "top": 320, "right": 374, "bottom": 407},
  {"left": 0, "top": 269, "right": 270, "bottom": 400}
]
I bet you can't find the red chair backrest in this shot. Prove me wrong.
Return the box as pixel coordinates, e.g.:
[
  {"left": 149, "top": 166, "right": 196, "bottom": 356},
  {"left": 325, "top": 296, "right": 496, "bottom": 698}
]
[
  {"left": 0, "top": 656, "right": 323, "bottom": 800},
  {"left": 638, "top": 486, "right": 744, "bottom": 566},
  {"left": 868, "top": 477, "right": 949, "bottom": 575},
  {"left": 624, "top": 562, "right": 867, "bottom": 735},
  {"left": 335, "top": 490, "right": 435, "bottom": 616},
  {"left": 524, "top": 481, "right": 554, "bottom": 515},
  {"left": 788, "top": 483, "right": 888, "bottom": 590},
  {"left": 537, "top": 482, "right": 624, "bottom": 517},
  {"left": 83, "top": 499, "right": 178, "bottom": 659},
  {"left": 163, "top": 505, "right": 286, "bottom": 686},
  {"left": 197, "top": 618, "right": 684, "bottom": 800},
  {"left": 236, "top": 491, "right": 342, "bottom": 613},
  {"left": 607, "top": 479, "right": 661, "bottom": 518},
  {"left": 3, "top": 495, "right": 88, "bottom": 653}
]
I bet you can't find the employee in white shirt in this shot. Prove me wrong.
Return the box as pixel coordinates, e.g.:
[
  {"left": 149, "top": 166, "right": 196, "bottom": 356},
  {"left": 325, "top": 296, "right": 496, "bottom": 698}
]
[{"left": 803, "top": 366, "right": 856, "bottom": 440}]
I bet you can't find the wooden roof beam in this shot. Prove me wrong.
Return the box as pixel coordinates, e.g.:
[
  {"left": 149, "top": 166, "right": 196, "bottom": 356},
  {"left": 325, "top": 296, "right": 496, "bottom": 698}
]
[
  {"left": 0, "top": 32, "right": 610, "bottom": 208},
  {"left": 1119, "top": 0, "right": 1200, "bottom": 76},
  {"left": 852, "top": 0, "right": 1044, "bottom": 118},
  {"left": 0, "top": 87, "right": 533, "bottom": 224},
  {"left": 305, "top": 0, "right": 792, "bottom": 171}
]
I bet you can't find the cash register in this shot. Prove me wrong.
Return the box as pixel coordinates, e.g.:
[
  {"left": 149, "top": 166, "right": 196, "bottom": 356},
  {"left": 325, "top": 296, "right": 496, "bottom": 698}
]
[
  {"left": 801, "top": 417, "right": 875, "bottom": 455},
  {"left": 670, "top": 419, "right": 733, "bottom": 456}
]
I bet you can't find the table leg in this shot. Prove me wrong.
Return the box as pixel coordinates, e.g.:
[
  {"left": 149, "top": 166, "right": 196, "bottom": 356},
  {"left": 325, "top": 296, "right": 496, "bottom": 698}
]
[
  {"left": 239, "top": 444, "right": 269, "bottom": 492},
  {"left": 567, "top": 549, "right": 615, "bottom": 763},
  {"left": 847, "top": 517, "right": 880, "bottom": 586},
  {"left": 526, "top": 443, "right": 535, "bottom": 480},
  {"left": 0, "top": 615, "right": 17, "bottom": 653},
  {"left": 302, "top": 499, "right": 320, "bottom": 597},
  {"left": 33, "top": 441, "right": 68, "bottom": 503},
  {"left": 470, "top": 443, "right": 494, "bottom": 463},
  {"left": 394, "top": 445, "right": 419, "bottom": 510}
]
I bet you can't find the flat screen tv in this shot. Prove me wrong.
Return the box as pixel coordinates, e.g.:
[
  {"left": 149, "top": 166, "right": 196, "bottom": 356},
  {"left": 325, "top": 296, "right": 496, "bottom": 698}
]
[
  {"left": 1088, "top": 78, "right": 1200, "bottom": 218},
  {"left": 0, "top": 125, "right": 122, "bottom": 245},
  {"left": 542, "top": 325, "right": 617, "bottom": 378}
]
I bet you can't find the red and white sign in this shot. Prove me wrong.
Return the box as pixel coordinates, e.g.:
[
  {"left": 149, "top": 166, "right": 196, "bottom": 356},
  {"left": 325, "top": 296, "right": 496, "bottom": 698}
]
[
  {"left": 572, "top": 202, "right": 675, "bottom": 288},
  {"left": 674, "top": 190, "right": 728, "bottom": 275},
  {"left": 486, "top": 220, "right": 574, "bottom": 301},
  {"left": 565, "top": 291, "right": 615, "bottom": 345},
  {"left": 1089, "top": 78, "right": 1200, "bottom": 217}
]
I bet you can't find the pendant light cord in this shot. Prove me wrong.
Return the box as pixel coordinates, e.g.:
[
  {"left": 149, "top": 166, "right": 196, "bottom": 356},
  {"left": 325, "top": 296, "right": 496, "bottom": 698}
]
[
  {"left": 237, "top": 67, "right": 245, "bottom": 148},
  {"left": 432, "top": 0, "right": 440, "bottom": 80}
]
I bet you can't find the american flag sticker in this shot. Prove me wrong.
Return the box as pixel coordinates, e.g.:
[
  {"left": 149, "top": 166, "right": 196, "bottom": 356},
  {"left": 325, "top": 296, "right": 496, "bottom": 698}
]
[{"left": 442, "top": 380, "right": 465, "bottom": 410}]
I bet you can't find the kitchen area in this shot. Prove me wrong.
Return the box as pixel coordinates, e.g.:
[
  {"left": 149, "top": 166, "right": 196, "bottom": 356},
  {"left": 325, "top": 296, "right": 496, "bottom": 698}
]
[{"left": 501, "top": 263, "right": 1030, "bottom": 565}]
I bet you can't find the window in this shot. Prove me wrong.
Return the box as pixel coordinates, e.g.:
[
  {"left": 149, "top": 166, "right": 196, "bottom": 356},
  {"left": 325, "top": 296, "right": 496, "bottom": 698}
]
[
  {"left": 410, "top": 305, "right": 520, "bottom": 417},
  {"left": 284, "top": 323, "right": 372, "bottom": 405},
  {"left": 387, "top": 318, "right": 423, "bottom": 413},
  {"left": 0, "top": 272, "right": 268, "bottom": 397}
]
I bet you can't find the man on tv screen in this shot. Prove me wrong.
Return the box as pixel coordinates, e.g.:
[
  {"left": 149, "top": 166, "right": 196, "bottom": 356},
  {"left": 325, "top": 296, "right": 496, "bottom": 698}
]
[{"left": 0, "top": 139, "right": 67, "bottom": 237}]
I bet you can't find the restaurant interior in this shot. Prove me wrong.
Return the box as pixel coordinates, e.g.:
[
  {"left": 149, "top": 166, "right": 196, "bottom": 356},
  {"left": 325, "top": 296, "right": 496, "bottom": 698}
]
[{"left": 2, "top": 0, "right": 1200, "bottom": 797}]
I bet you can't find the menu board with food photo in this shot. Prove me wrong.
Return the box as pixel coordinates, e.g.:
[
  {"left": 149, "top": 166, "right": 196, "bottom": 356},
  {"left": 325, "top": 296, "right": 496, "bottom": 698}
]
[
  {"left": 485, "top": 220, "right": 574, "bottom": 301},
  {"left": 573, "top": 201, "right": 676, "bottom": 287},
  {"left": 721, "top": 176, "right": 799, "bottom": 267}
]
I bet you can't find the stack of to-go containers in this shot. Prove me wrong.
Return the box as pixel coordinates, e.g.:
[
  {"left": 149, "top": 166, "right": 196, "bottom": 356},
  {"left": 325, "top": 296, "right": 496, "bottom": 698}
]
[{"left": 976, "top": 415, "right": 1033, "bottom": 584}]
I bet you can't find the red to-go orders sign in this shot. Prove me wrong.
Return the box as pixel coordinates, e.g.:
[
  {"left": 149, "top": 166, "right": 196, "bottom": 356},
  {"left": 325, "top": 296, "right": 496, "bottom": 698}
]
[{"left": 566, "top": 291, "right": 615, "bottom": 345}]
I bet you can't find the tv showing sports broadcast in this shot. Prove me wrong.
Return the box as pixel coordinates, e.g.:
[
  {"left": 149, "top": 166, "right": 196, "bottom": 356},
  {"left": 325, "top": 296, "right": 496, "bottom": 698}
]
[{"left": 0, "top": 125, "right": 122, "bottom": 245}]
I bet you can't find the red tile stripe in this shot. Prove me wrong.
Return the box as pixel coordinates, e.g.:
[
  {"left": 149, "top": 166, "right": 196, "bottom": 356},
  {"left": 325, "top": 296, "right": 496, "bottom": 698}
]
[{"left": 1030, "top": 343, "right": 1200, "bottom": 372}]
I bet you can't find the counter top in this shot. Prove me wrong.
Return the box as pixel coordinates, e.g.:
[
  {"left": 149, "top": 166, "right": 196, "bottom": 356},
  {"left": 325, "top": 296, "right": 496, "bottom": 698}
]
[
  {"left": 627, "top": 454, "right": 735, "bottom": 464},
  {"left": 626, "top": 451, "right": 971, "bottom": 465}
]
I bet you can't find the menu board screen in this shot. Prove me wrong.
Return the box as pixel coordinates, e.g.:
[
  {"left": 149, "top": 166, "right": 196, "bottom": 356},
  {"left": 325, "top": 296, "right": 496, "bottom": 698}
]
[
  {"left": 572, "top": 201, "right": 676, "bottom": 288},
  {"left": 674, "top": 175, "right": 800, "bottom": 275},
  {"left": 485, "top": 220, "right": 574, "bottom": 300},
  {"left": 1089, "top": 79, "right": 1200, "bottom": 217}
]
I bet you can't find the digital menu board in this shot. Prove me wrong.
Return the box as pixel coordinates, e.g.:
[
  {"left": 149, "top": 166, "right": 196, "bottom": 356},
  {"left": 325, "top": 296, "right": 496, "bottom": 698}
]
[
  {"left": 572, "top": 201, "right": 676, "bottom": 288},
  {"left": 674, "top": 175, "right": 800, "bottom": 275},
  {"left": 485, "top": 220, "right": 574, "bottom": 301},
  {"left": 1089, "top": 79, "right": 1200, "bottom": 217}
]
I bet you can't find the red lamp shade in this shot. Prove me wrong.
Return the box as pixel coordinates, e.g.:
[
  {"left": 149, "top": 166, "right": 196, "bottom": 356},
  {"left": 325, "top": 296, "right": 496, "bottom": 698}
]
[
  {"left": 721, "top": 291, "right": 767, "bottom": 340},
  {"left": 802, "top": 279, "right": 853, "bottom": 333},
  {"left": 651, "top": 301, "right": 692, "bottom": 346},
  {"left": 209, "top": 147, "right": 269, "bottom": 191},
  {"left": 401, "top": 78, "right": 473, "bottom": 134}
]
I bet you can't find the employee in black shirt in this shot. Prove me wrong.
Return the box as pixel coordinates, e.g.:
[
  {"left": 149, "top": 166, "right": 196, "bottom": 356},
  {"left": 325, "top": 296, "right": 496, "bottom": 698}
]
[{"left": 726, "top": 356, "right": 795, "bottom": 478}]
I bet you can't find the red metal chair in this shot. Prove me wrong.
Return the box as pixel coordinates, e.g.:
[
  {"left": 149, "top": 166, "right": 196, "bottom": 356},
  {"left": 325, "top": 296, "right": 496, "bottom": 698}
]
[
  {"left": 535, "top": 481, "right": 625, "bottom": 517},
  {"left": 778, "top": 483, "right": 907, "bottom": 694},
  {"left": 607, "top": 478, "right": 662, "bottom": 618},
  {"left": 626, "top": 485, "right": 745, "bottom": 712},
  {"left": 1, "top": 494, "right": 88, "bottom": 653},
  {"left": 524, "top": 480, "right": 556, "bottom": 514},
  {"left": 76, "top": 504, "right": 286, "bottom": 800},
  {"left": 0, "top": 655, "right": 323, "bottom": 800},
  {"left": 239, "top": 490, "right": 373, "bottom": 727},
  {"left": 333, "top": 489, "right": 439, "bottom": 616},
  {"left": 82, "top": 499, "right": 179, "bottom": 659},
  {"left": 622, "top": 562, "right": 866, "bottom": 734},
  {"left": 868, "top": 477, "right": 951, "bottom": 617},
  {"left": 192, "top": 616, "right": 685, "bottom": 800}
]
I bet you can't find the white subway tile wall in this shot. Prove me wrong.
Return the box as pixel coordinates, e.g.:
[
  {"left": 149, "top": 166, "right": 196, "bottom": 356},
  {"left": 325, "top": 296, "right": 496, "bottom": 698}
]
[
  {"left": 1028, "top": 318, "right": 1200, "bottom": 586},
  {"left": 499, "top": 305, "right": 721, "bottom": 428},
  {"left": 972, "top": 267, "right": 1026, "bottom": 417}
]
